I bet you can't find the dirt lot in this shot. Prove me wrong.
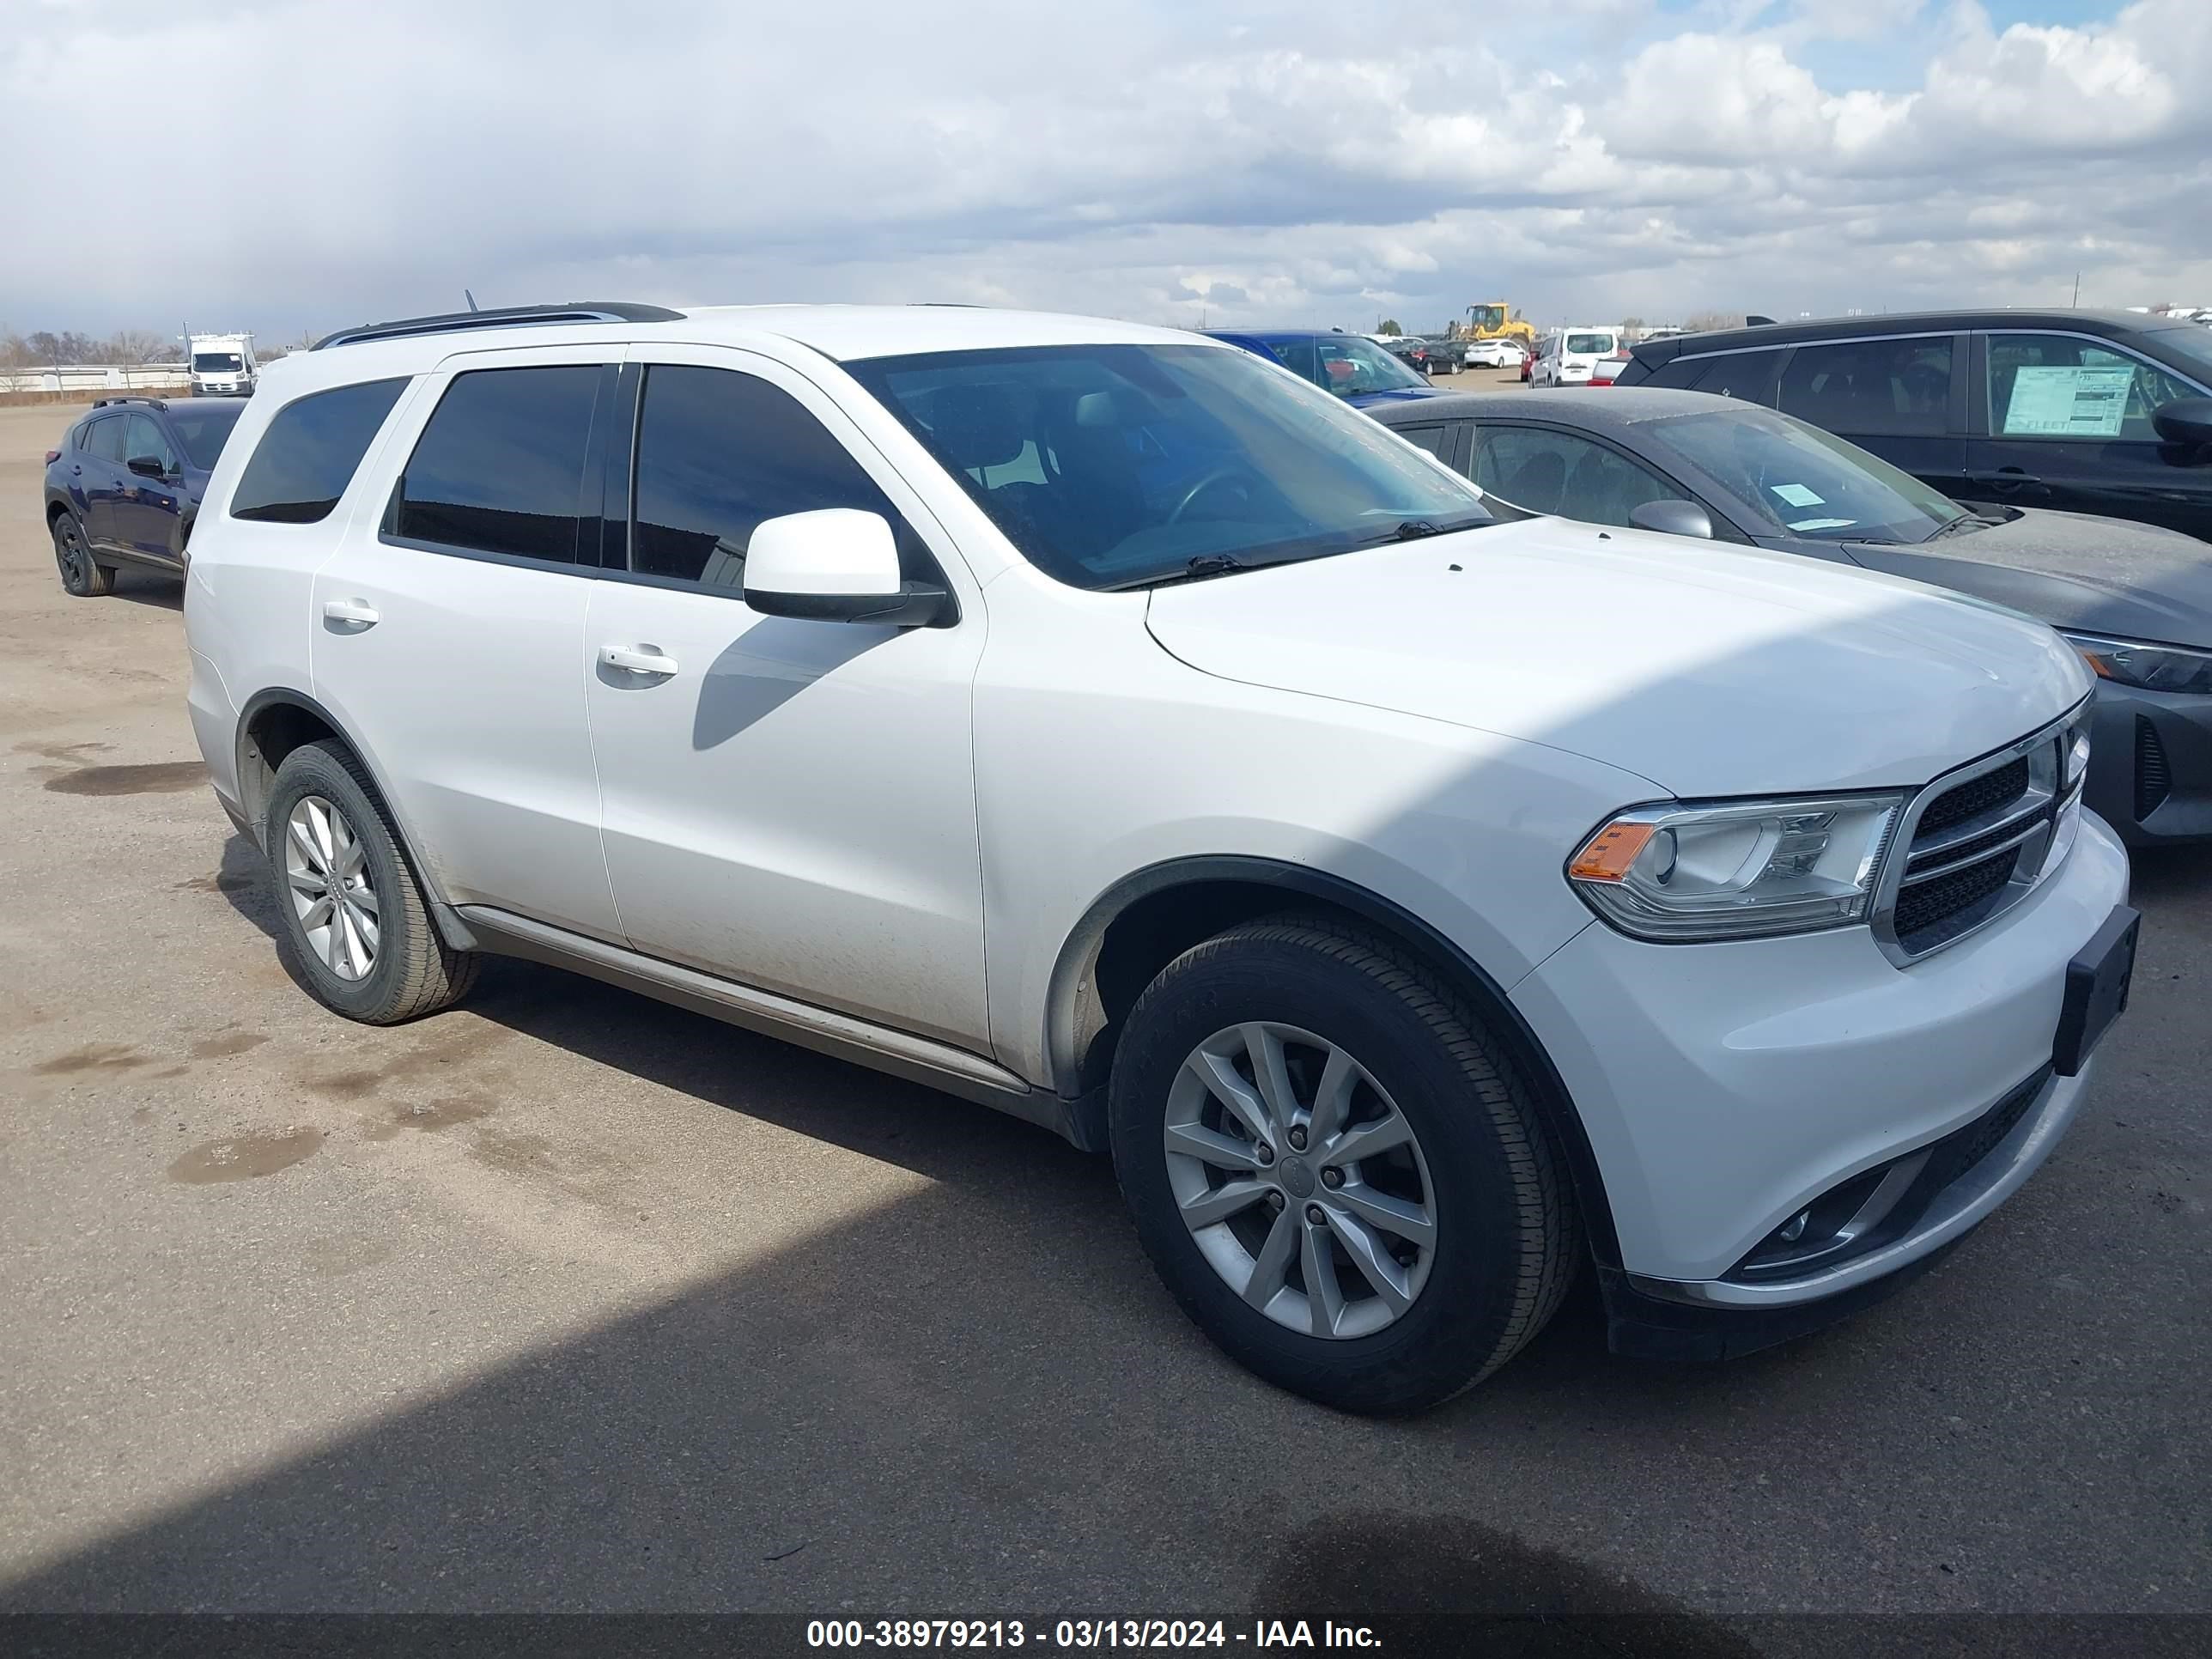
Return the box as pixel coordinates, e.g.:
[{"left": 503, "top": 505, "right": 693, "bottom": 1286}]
[{"left": 1, "top": 398, "right": 2207, "bottom": 1633}]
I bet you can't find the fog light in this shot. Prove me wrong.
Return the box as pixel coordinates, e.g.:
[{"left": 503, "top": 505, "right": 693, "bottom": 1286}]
[{"left": 1778, "top": 1209, "right": 1810, "bottom": 1243}]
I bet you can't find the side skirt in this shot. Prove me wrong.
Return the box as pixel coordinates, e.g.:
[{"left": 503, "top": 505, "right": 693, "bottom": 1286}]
[{"left": 457, "top": 906, "right": 1082, "bottom": 1143}]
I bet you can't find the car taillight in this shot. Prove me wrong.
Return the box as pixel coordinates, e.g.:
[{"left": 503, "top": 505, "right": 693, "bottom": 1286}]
[{"left": 46, "top": 449, "right": 61, "bottom": 464}]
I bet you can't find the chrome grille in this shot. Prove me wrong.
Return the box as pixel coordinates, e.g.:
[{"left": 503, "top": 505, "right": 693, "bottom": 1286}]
[{"left": 1872, "top": 703, "right": 2092, "bottom": 964}]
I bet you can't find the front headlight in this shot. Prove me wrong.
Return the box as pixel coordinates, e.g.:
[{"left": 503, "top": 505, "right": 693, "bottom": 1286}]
[
  {"left": 2063, "top": 632, "right": 2212, "bottom": 696},
  {"left": 1567, "top": 794, "right": 1906, "bottom": 942}
]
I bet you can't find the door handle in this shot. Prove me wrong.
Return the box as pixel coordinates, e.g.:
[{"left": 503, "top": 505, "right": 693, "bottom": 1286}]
[
  {"left": 1967, "top": 469, "right": 2041, "bottom": 488},
  {"left": 322, "top": 598, "right": 380, "bottom": 627},
  {"left": 599, "top": 643, "right": 679, "bottom": 677}
]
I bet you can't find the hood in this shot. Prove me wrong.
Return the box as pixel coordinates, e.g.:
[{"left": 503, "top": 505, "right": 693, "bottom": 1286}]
[
  {"left": 1844, "top": 507, "right": 2212, "bottom": 649},
  {"left": 1145, "top": 519, "right": 2092, "bottom": 799}
]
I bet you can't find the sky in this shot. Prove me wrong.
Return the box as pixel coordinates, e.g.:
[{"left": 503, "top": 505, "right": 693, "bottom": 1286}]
[{"left": 3, "top": 0, "right": 2209, "bottom": 342}]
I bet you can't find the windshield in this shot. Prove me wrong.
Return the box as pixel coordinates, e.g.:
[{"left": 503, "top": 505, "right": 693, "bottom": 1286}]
[
  {"left": 1564, "top": 333, "right": 1616, "bottom": 356},
  {"left": 1468, "top": 306, "right": 1506, "bottom": 331},
  {"left": 1268, "top": 335, "right": 1430, "bottom": 398},
  {"left": 1643, "top": 405, "right": 1966, "bottom": 544},
  {"left": 162, "top": 400, "right": 245, "bottom": 467},
  {"left": 847, "top": 343, "right": 1492, "bottom": 591},
  {"left": 192, "top": 352, "right": 244, "bottom": 374}
]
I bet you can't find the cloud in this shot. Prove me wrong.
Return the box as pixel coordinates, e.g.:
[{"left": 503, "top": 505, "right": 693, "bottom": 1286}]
[{"left": 2, "top": 0, "right": 2209, "bottom": 340}]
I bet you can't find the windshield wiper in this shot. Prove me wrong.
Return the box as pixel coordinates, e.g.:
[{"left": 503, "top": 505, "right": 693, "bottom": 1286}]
[
  {"left": 1358, "top": 516, "right": 1487, "bottom": 546},
  {"left": 1182, "top": 552, "right": 1247, "bottom": 578},
  {"left": 1928, "top": 514, "right": 1996, "bottom": 540}
]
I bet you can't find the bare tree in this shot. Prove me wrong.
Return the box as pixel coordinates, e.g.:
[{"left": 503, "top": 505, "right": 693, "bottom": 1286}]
[
  {"left": 1620, "top": 314, "right": 1645, "bottom": 342},
  {"left": 110, "top": 328, "right": 164, "bottom": 364},
  {"left": 1680, "top": 309, "right": 1745, "bottom": 334}
]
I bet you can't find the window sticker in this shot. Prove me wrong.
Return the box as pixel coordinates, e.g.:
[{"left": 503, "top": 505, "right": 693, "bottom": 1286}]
[
  {"left": 1770, "top": 483, "right": 1825, "bottom": 507},
  {"left": 1788, "top": 517, "right": 1856, "bottom": 532},
  {"left": 2002, "top": 365, "right": 2135, "bottom": 438}
]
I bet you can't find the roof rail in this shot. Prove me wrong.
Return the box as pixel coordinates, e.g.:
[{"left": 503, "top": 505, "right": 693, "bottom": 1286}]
[
  {"left": 91, "top": 395, "right": 168, "bottom": 410},
  {"left": 311, "top": 301, "right": 684, "bottom": 352}
]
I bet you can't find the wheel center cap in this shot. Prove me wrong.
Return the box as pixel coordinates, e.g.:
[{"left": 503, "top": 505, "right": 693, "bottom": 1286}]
[{"left": 1279, "top": 1156, "right": 1315, "bottom": 1199}]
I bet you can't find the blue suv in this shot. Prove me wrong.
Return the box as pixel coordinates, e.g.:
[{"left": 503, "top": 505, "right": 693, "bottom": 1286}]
[
  {"left": 43, "top": 397, "right": 246, "bottom": 595},
  {"left": 1207, "top": 330, "right": 1446, "bottom": 408}
]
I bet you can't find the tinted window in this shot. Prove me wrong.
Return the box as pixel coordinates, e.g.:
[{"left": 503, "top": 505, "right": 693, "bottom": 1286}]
[
  {"left": 1471, "top": 426, "right": 1684, "bottom": 526},
  {"left": 1395, "top": 424, "right": 1449, "bottom": 459},
  {"left": 84, "top": 416, "right": 126, "bottom": 463},
  {"left": 1777, "top": 337, "right": 1952, "bottom": 436},
  {"left": 629, "top": 365, "right": 929, "bottom": 591},
  {"left": 393, "top": 367, "right": 600, "bottom": 562},
  {"left": 124, "top": 413, "right": 178, "bottom": 472},
  {"left": 163, "top": 400, "right": 244, "bottom": 468},
  {"left": 848, "top": 343, "right": 1492, "bottom": 591},
  {"left": 1668, "top": 349, "right": 1786, "bottom": 403},
  {"left": 1985, "top": 333, "right": 2198, "bottom": 442},
  {"left": 231, "top": 378, "right": 407, "bottom": 525},
  {"left": 1644, "top": 405, "right": 1963, "bottom": 544}
]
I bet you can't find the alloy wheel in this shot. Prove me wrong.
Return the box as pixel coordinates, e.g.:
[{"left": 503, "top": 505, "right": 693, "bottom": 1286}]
[
  {"left": 52, "top": 519, "right": 88, "bottom": 592},
  {"left": 1163, "top": 1022, "right": 1437, "bottom": 1339},
  {"left": 283, "top": 794, "right": 380, "bottom": 981}
]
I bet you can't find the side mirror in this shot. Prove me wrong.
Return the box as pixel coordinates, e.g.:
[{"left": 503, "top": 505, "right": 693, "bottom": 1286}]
[
  {"left": 742, "top": 508, "right": 951, "bottom": 627},
  {"left": 127, "top": 454, "right": 167, "bottom": 479},
  {"left": 2152, "top": 398, "right": 2212, "bottom": 452},
  {"left": 1630, "top": 499, "right": 1716, "bottom": 539}
]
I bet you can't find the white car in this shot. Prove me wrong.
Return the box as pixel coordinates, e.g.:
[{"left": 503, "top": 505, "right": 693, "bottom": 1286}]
[
  {"left": 184, "top": 301, "right": 2136, "bottom": 1413},
  {"left": 1533, "top": 327, "right": 1623, "bottom": 386},
  {"left": 1461, "top": 338, "right": 1527, "bottom": 369}
]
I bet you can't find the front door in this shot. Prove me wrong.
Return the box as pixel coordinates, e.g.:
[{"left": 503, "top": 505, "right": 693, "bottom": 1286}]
[
  {"left": 113, "top": 412, "right": 185, "bottom": 561},
  {"left": 1969, "top": 331, "right": 2212, "bottom": 539},
  {"left": 77, "top": 413, "right": 129, "bottom": 548},
  {"left": 582, "top": 349, "right": 990, "bottom": 1049},
  {"left": 309, "top": 348, "right": 623, "bottom": 942}
]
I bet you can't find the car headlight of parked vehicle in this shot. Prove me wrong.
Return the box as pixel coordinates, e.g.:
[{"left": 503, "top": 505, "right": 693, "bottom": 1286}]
[
  {"left": 2062, "top": 632, "right": 2212, "bottom": 696},
  {"left": 1568, "top": 794, "right": 1906, "bottom": 941}
]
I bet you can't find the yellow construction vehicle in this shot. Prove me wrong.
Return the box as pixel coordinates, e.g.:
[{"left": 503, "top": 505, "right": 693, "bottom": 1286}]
[{"left": 1457, "top": 302, "right": 1538, "bottom": 349}]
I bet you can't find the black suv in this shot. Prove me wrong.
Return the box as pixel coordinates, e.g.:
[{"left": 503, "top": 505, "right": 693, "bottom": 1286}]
[
  {"left": 1617, "top": 309, "right": 2212, "bottom": 541},
  {"left": 42, "top": 396, "right": 246, "bottom": 595}
]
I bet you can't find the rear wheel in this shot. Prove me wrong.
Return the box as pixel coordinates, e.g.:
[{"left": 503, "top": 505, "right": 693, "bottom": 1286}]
[
  {"left": 52, "top": 512, "right": 112, "bottom": 597},
  {"left": 264, "top": 740, "right": 478, "bottom": 1024},
  {"left": 1109, "top": 916, "right": 1577, "bottom": 1414}
]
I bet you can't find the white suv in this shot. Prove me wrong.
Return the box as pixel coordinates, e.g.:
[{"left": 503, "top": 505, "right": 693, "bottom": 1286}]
[{"left": 185, "top": 301, "right": 2137, "bottom": 1413}]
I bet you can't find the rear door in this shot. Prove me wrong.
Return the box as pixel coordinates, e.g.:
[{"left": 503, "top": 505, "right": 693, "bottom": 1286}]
[
  {"left": 77, "top": 414, "right": 129, "bottom": 547},
  {"left": 113, "top": 412, "right": 185, "bottom": 561},
  {"left": 1968, "top": 330, "right": 2212, "bottom": 538},
  {"left": 309, "top": 347, "right": 623, "bottom": 941},
  {"left": 1771, "top": 333, "right": 1968, "bottom": 495}
]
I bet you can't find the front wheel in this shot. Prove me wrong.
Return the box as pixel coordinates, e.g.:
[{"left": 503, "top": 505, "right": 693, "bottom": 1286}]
[{"left": 1109, "top": 917, "right": 1577, "bottom": 1414}]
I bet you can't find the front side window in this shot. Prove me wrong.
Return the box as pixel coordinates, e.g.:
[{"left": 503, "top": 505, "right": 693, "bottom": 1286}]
[
  {"left": 1472, "top": 425, "right": 1684, "bottom": 525},
  {"left": 847, "top": 343, "right": 1491, "bottom": 590},
  {"left": 1644, "top": 405, "right": 1963, "bottom": 543},
  {"left": 627, "top": 364, "right": 929, "bottom": 592},
  {"left": 163, "top": 400, "right": 245, "bottom": 468},
  {"left": 1778, "top": 337, "right": 1953, "bottom": 436},
  {"left": 1986, "top": 333, "right": 2198, "bottom": 441},
  {"left": 85, "top": 416, "right": 126, "bottom": 463},
  {"left": 124, "top": 413, "right": 178, "bottom": 473},
  {"left": 231, "top": 377, "right": 408, "bottom": 525},
  {"left": 392, "top": 366, "right": 601, "bottom": 562}
]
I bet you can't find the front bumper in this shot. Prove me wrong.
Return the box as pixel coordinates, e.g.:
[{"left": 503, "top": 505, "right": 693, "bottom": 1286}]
[
  {"left": 1510, "top": 811, "right": 2130, "bottom": 1297},
  {"left": 2082, "top": 681, "right": 2212, "bottom": 844}
]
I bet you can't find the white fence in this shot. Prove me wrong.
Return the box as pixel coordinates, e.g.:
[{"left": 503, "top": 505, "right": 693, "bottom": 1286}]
[{"left": 1, "top": 364, "right": 192, "bottom": 395}]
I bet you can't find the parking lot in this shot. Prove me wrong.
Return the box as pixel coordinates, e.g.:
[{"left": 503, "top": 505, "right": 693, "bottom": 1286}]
[{"left": 1, "top": 389, "right": 2207, "bottom": 1636}]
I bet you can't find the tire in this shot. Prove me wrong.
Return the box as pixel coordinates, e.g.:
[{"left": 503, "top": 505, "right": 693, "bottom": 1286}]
[
  {"left": 263, "top": 739, "right": 478, "bottom": 1024},
  {"left": 1109, "top": 915, "right": 1577, "bottom": 1415},
  {"left": 52, "top": 511, "right": 112, "bottom": 597}
]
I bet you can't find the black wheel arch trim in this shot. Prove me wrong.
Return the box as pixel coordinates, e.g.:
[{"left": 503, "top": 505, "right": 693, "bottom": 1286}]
[
  {"left": 1044, "top": 854, "right": 1623, "bottom": 1267},
  {"left": 233, "top": 687, "right": 478, "bottom": 951}
]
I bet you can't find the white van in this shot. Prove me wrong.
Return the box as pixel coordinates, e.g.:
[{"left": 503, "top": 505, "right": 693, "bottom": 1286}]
[
  {"left": 1533, "top": 325, "right": 1621, "bottom": 387},
  {"left": 189, "top": 334, "right": 258, "bottom": 398}
]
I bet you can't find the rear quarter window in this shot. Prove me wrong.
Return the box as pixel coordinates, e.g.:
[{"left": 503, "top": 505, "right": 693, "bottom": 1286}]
[{"left": 229, "top": 378, "right": 410, "bottom": 525}]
